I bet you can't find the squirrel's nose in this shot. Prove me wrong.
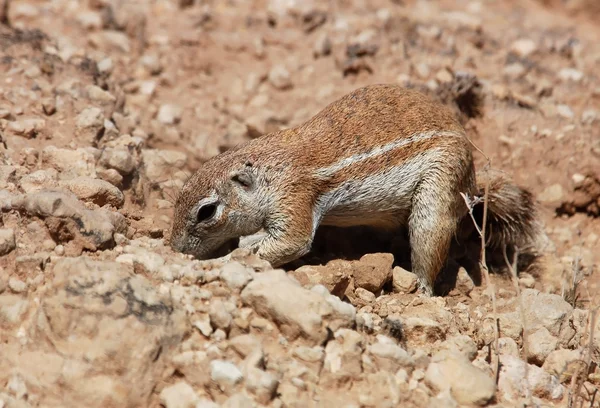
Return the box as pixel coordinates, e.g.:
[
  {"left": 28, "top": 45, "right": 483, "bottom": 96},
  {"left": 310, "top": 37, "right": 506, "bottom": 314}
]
[{"left": 168, "top": 230, "right": 187, "bottom": 253}]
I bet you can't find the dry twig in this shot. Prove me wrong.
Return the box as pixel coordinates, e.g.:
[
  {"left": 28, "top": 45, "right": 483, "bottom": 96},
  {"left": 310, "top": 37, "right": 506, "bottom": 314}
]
[{"left": 460, "top": 150, "right": 500, "bottom": 383}]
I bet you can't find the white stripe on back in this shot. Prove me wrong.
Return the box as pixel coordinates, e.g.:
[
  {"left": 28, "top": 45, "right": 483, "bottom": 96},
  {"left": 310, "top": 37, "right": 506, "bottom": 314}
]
[{"left": 314, "top": 130, "right": 464, "bottom": 178}]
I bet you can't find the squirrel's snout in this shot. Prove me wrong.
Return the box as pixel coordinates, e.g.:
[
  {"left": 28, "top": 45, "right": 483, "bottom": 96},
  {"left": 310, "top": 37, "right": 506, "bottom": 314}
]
[{"left": 168, "top": 230, "right": 188, "bottom": 253}]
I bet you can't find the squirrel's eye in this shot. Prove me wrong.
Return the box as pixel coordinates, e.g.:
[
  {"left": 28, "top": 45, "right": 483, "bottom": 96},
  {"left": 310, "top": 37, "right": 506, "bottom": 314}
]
[{"left": 196, "top": 203, "right": 217, "bottom": 223}]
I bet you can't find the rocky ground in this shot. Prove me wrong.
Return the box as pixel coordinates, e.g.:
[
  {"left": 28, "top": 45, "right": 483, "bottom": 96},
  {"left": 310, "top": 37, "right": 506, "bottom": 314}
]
[{"left": 0, "top": 0, "right": 599, "bottom": 407}]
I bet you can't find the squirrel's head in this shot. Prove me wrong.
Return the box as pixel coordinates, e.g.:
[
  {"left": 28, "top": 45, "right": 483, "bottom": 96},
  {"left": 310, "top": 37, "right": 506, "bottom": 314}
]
[{"left": 169, "top": 156, "right": 266, "bottom": 261}]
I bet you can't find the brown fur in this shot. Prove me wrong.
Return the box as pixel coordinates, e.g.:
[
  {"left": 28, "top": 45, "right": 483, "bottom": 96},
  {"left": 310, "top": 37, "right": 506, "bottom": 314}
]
[{"left": 170, "top": 84, "right": 539, "bottom": 295}]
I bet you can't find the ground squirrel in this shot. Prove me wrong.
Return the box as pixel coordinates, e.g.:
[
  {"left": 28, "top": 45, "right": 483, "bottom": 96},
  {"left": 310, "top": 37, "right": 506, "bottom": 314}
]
[{"left": 170, "top": 84, "right": 538, "bottom": 295}]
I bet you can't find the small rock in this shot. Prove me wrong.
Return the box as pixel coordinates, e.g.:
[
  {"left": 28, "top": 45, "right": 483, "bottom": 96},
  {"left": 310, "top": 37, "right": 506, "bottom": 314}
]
[
  {"left": 521, "top": 289, "right": 574, "bottom": 341},
  {"left": 352, "top": 253, "right": 393, "bottom": 293},
  {"left": 97, "top": 57, "right": 113, "bottom": 74},
  {"left": 354, "top": 287, "right": 376, "bottom": 303},
  {"left": 557, "top": 68, "right": 583, "bottom": 82},
  {"left": 195, "top": 398, "right": 220, "bottom": 408},
  {"left": 76, "top": 107, "right": 104, "bottom": 140},
  {"left": 8, "top": 118, "right": 46, "bottom": 138},
  {"left": 414, "top": 62, "right": 431, "bottom": 79},
  {"left": 245, "top": 367, "right": 279, "bottom": 404},
  {"left": 367, "top": 336, "right": 414, "bottom": 372},
  {"left": 443, "top": 11, "right": 482, "bottom": 30},
  {"left": 571, "top": 173, "right": 586, "bottom": 187},
  {"left": 497, "top": 337, "right": 520, "bottom": 357},
  {"left": 535, "top": 79, "right": 554, "bottom": 97},
  {"left": 581, "top": 109, "right": 598, "bottom": 125},
  {"left": 0, "top": 165, "right": 16, "bottom": 188},
  {"left": 357, "top": 312, "right": 374, "bottom": 332},
  {"left": 140, "top": 53, "right": 163, "bottom": 75},
  {"left": 0, "top": 106, "right": 11, "bottom": 119},
  {"left": 159, "top": 381, "right": 199, "bottom": 408},
  {"left": 116, "top": 245, "right": 166, "bottom": 276},
  {"left": 209, "top": 299, "right": 233, "bottom": 331},
  {"left": 42, "top": 98, "right": 57, "bottom": 115},
  {"left": 0, "top": 294, "right": 30, "bottom": 326},
  {"left": 511, "top": 92, "right": 537, "bottom": 108},
  {"left": 193, "top": 314, "right": 213, "bottom": 338},
  {"left": 142, "top": 149, "right": 187, "bottom": 182},
  {"left": 0, "top": 229, "right": 16, "bottom": 256},
  {"left": 400, "top": 316, "right": 445, "bottom": 348},
  {"left": 510, "top": 38, "right": 537, "bottom": 58},
  {"left": 503, "top": 63, "right": 526, "bottom": 78},
  {"left": 290, "top": 263, "right": 351, "bottom": 297},
  {"left": 9, "top": 190, "right": 125, "bottom": 250},
  {"left": 97, "top": 168, "right": 123, "bottom": 187},
  {"left": 322, "top": 328, "right": 364, "bottom": 380},
  {"left": 347, "top": 29, "right": 380, "bottom": 57},
  {"left": 268, "top": 65, "right": 293, "bottom": 90},
  {"left": 7, "top": 374, "right": 28, "bottom": 399},
  {"left": 494, "top": 312, "right": 523, "bottom": 342},
  {"left": 310, "top": 285, "right": 356, "bottom": 332},
  {"left": 225, "top": 121, "right": 249, "bottom": 146},
  {"left": 417, "top": 24, "right": 442, "bottom": 40},
  {"left": 15, "top": 253, "right": 50, "bottom": 275},
  {"left": 313, "top": 32, "right": 332, "bottom": 58},
  {"left": 220, "top": 261, "right": 253, "bottom": 290},
  {"left": 76, "top": 10, "right": 103, "bottom": 30},
  {"left": 396, "top": 74, "right": 411, "bottom": 86},
  {"left": 429, "top": 389, "right": 458, "bottom": 408},
  {"left": 210, "top": 360, "right": 244, "bottom": 387},
  {"left": 8, "top": 277, "right": 27, "bottom": 293},
  {"left": 556, "top": 104, "right": 574, "bottom": 119},
  {"left": 435, "top": 68, "right": 454, "bottom": 84},
  {"left": 498, "top": 354, "right": 564, "bottom": 400},
  {"left": 244, "top": 114, "right": 268, "bottom": 139},
  {"left": 355, "top": 371, "right": 401, "bottom": 406},
  {"left": 241, "top": 270, "right": 354, "bottom": 345},
  {"left": 538, "top": 184, "right": 564, "bottom": 205},
  {"left": 438, "top": 335, "right": 478, "bottom": 361},
  {"left": 25, "top": 65, "right": 41, "bottom": 78},
  {"left": 41, "top": 146, "right": 96, "bottom": 178},
  {"left": 527, "top": 327, "right": 559, "bottom": 365},
  {"left": 491, "top": 84, "right": 509, "bottom": 99},
  {"left": 92, "top": 30, "right": 131, "bottom": 53},
  {"left": 229, "top": 334, "right": 261, "bottom": 357},
  {"left": 391, "top": 266, "right": 418, "bottom": 294},
  {"left": 244, "top": 72, "right": 263, "bottom": 94},
  {"left": 59, "top": 177, "right": 125, "bottom": 208},
  {"left": 542, "top": 349, "right": 583, "bottom": 381},
  {"left": 425, "top": 351, "right": 496, "bottom": 406},
  {"left": 293, "top": 345, "right": 325, "bottom": 365},
  {"left": 539, "top": 102, "right": 558, "bottom": 118},
  {"left": 19, "top": 169, "right": 59, "bottom": 193},
  {"left": 157, "top": 104, "right": 183, "bottom": 125},
  {"left": 86, "top": 85, "right": 116, "bottom": 103}
]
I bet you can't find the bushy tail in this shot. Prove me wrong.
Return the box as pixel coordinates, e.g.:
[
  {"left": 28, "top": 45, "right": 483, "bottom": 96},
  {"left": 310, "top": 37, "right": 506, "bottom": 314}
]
[{"left": 472, "top": 169, "right": 540, "bottom": 253}]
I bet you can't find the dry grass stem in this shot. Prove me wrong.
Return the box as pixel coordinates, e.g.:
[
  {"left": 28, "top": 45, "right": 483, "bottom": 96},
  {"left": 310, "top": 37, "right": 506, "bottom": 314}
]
[
  {"left": 567, "top": 308, "right": 598, "bottom": 408},
  {"left": 461, "top": 147, "right": 500, "bottom": 383}
]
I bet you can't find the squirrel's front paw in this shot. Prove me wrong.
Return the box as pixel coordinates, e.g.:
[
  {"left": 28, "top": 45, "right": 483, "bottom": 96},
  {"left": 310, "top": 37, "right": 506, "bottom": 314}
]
[{"left": 238, "top": 231, "right": 269, "bottom": 252}]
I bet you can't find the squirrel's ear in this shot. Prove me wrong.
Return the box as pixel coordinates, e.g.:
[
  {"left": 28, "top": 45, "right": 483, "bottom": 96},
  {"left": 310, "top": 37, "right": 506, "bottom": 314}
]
[{"left": 230, "top": 165, "right": 255, "bottom": 191}]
